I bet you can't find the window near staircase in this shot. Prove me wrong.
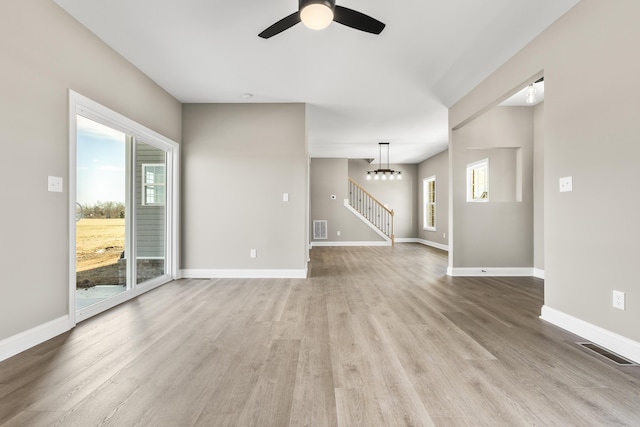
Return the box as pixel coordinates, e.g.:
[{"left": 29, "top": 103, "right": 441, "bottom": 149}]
[
  {"left": 423, "top": 176, "right": 436, "bottom": 231},
  {"left": 467, "top": 158, "right": 489, "bottom": 202}
]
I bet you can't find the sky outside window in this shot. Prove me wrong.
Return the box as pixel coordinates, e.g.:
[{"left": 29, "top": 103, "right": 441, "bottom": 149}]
[{"left": 76, "top": 115, "right": 126, "bottom": 206}]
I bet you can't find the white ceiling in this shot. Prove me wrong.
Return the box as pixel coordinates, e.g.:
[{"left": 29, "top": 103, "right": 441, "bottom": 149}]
[{"left": 52, "top": 0, "right": 579, "bottom": 164}]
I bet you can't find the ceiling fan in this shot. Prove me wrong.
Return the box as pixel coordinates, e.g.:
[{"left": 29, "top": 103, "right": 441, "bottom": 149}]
[{"left": 259, "top": 0, "right": 385, "bottom": 39}]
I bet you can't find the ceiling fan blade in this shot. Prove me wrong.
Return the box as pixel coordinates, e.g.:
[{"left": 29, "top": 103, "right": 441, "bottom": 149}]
[
  {"left": 258, "top": 12, "right": 301, "bottom": 39},
  {"left": 333, "top": 5, "right": 385, "bottom": 35}
]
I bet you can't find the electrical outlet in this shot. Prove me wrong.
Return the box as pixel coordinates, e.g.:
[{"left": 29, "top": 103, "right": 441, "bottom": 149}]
[
  {"left": 613, "top": 290, "right": 625, "bottom": 310},
  {"left": 337, "top": 231, "right": 341, "bottom": 236},
  {"left": 250, "top": 249, "right": 257, "bottom": 258},
  {"left": 443, "top": 233, "right": 446, "bottom": 239}
]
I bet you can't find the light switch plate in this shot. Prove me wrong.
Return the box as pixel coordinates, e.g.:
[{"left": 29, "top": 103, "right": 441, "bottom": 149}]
[
  {"left": 48, "top": 176, "right": 63, "bottom": 192},
  {"left": 283, "top": 193, "right": 289, "bottom": 202},
  {"left": 559, "top": 176, "right": 572, "bottom": 192}
]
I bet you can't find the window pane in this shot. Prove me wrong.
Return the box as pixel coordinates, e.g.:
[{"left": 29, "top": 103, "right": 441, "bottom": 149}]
[
  {"left": 423, "top": 176, "right": 436, "bottom": 230},
  {"left": 75, "top": 115, "right": 127, "bottom": 309},
  {"left": 468, "top": 160, "right": 488, "bottom": 201},
  {"left": 136, "top": 144, "right": 167, "bottom": 284},
  {"left": 142, "top": 164, "right": 166, "bottom": 205},
  {"left": 427, "top": 204, "right": 435, "bottom": 227}
]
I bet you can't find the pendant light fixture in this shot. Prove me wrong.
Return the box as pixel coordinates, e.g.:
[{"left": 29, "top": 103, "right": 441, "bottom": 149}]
[
  {"left": 524, "top": 77, "right": 544, "bottom": 104},
  {"left": 366, "top": 142, "right": 402, "bottom": 181},
  {"left": 525, "top": 83, "right": 537, "bottom": 104}
]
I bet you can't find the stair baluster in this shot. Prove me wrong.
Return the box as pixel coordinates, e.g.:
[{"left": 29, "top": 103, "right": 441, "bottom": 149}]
[{"left": 347, "top": 178, "right": 394, "bottom": 246}]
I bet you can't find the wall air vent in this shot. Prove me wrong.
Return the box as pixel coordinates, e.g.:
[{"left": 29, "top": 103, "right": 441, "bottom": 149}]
[{"left": 313, "top": 220, "right": 328, "bottom": 240}]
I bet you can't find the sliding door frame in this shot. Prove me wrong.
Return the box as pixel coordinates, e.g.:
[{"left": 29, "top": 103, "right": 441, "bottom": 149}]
[{"left": 68, "top": 90, "right": 180, "bottom": 324}]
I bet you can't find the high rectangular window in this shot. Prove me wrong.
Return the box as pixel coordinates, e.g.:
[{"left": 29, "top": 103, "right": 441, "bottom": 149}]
[{"left": 423, "top": 175, "right": 436, "bottom": 230}]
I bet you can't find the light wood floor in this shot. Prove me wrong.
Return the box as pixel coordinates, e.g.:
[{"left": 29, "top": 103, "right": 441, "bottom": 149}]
[{"left": 2, "top": 244, "right": 640, "bottom": 426}]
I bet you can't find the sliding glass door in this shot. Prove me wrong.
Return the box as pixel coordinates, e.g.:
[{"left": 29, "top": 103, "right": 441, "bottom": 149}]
[
  {"left": 134, "top": 141, "right": 167, "bottom": 284},
  {"left": 70, "top": 91, "right": 178, "bottom": 322},
  {"left": 75, "top": 116, "right": 128, "bottom": 309}
]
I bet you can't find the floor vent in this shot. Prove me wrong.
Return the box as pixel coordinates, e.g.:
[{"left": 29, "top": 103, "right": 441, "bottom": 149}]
[{"left": 577, "top": 342, "right": 638, "bottom": 366}]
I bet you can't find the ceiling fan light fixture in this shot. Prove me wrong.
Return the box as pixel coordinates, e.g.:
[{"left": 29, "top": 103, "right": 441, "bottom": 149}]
[
  {"left": 258, "top": 0, "right": 383, "bottom": 39},
  {"left": 300, "top": 1, "right": 334, "bottom": 30}
]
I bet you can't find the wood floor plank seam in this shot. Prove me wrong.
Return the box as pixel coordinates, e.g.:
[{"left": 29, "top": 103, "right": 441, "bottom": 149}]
[{"left": 2, "top": 244, "right": 640, "bottom": 426}]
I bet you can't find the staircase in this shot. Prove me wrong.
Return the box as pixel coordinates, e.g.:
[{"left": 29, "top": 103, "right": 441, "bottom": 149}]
[{"left": 347, "top": 178, "right": 395, "bottom": 245}]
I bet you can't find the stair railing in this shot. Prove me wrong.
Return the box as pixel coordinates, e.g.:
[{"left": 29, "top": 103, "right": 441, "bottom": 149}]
[{"left": 348, "top": 178, "right": 394, "bottom": 246}]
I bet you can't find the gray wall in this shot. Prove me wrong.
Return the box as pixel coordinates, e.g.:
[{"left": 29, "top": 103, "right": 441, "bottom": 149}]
[
  {"left": 417, "top": 150, "right": 449, "bottom": 247},
  {"left": 181, "top": 104, "right": 308, "bottom": 271},
  {"left": 0, "top": 1, "right": 181, "bottom": 341},
  {"left": 348, "top": 160, "right": 419, "bottom": 239},
  {"left": 310, "top": 158, "right": 383, "bottom": 243},
  {"left": 451, "top": 107, "right": 534, "bottom": 268},
  {"left": 533, "top": 103, "right": 545, "bottom": 271},
  {"left": 449, "top": 0, "right": 640, "bottom": 341}
]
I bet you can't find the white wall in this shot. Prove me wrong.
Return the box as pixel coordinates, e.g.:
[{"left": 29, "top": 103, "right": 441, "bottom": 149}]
[
  {"left": 450, "top": 0, "right": 640, "bottom": 348},
  {"left": 0, "top": 1, "right": 181, "bottom": 343},
  {"left": 181, "top": 104, "right": 308, "bottom": 275}
]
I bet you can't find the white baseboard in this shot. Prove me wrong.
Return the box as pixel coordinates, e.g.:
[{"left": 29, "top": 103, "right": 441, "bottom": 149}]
[
  {"left": 0, "top": 315, "right": 73, "bottom": 363},
  {"left": 412, "top": 238, "right": 449, "bottom": 251},
  {"left": 540, "top": 305, "right": 640, "bottom": 364},
  {"left": 310, "top": 239, "right": 449, "bottom": 250},
  {"left": 180, "top": 268, "right": 308, "bottom": 279},
  {"left": 447, "top": 267, "right": 534, "bottom": 277},
  {"left": 311, "top": 241, "right": 391, "bottom": 247},
  {"left": 394, "top": 238, "right": 418, "bottom": 243},
  {"left": 533, "top": 268, "right": 545, "bottom": 279}
]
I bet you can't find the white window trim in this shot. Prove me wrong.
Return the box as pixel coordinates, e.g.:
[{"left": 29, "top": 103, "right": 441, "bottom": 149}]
[
  {"left": 466, "top": 158, "right": 489, "bottom": 202},
  {"left": 68, "top": 90, "right": 180, "bottom": 325},
  {"left": 423, "top": 175, "right": 436, "bottom": 231},
  {"left": 142, "top": 163, "right": 166, "bottom": 206}
]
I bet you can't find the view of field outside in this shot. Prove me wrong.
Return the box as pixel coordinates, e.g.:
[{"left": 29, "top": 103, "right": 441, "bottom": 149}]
[
  {"left": 76, "top": 115, "right": 127, "bottom": 309},
  {"left": 76, "top": 218, "right": 125, "bottom": 287},
  {"left": 75, "top": 116, "right": 168, "bottom": 309}
]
